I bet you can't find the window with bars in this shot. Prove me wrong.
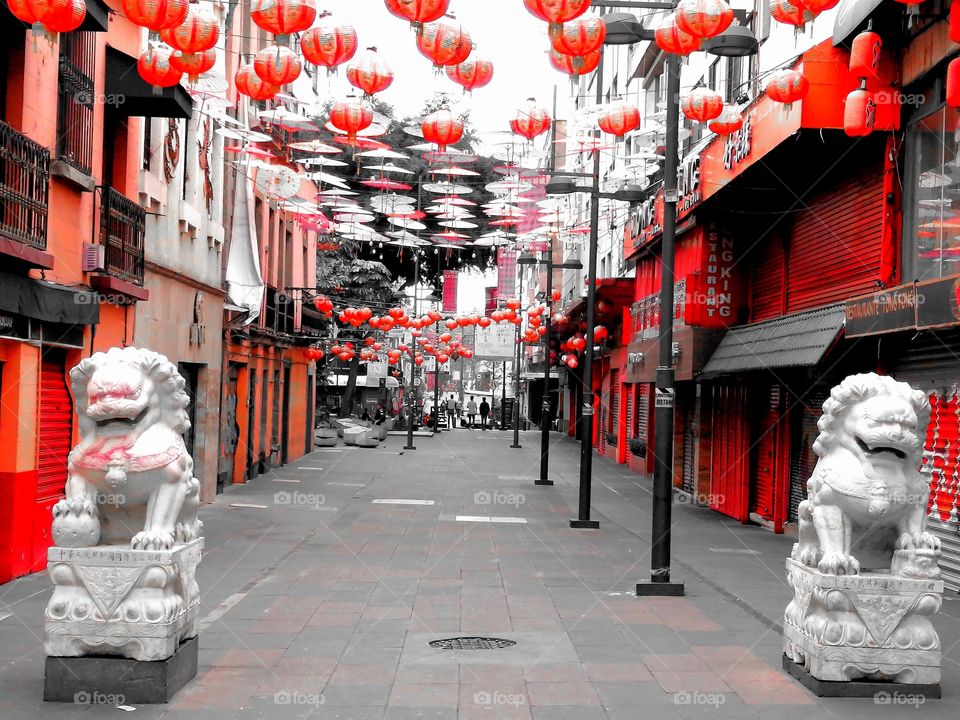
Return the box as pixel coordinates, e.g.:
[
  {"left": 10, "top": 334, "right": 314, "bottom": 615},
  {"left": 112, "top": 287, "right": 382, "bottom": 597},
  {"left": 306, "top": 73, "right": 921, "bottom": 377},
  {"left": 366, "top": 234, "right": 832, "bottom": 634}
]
[{"left": 56, "top": 32, "right": 96, "bottom": 177}]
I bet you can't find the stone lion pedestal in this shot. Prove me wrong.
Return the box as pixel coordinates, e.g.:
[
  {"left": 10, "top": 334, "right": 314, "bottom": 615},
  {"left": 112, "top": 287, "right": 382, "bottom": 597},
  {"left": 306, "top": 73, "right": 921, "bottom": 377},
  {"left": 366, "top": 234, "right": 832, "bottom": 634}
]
[
  {"left": 43, "top": 348, "right": 204, "bottom": 704},
  {"left": 782, "top": 373, "right": 942, "bottom": 699}
]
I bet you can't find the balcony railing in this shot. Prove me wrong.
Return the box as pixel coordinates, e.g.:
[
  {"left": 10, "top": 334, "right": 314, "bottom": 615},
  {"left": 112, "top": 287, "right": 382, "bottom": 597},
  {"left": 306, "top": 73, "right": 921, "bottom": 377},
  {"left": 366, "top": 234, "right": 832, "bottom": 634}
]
[
  {"left": 100, "top": 187, "right": 145, "bottom": 285},
  {"left": 0, "top": 120, "right": 50, "bottom": 250},
  {"left": 263, "top": 287, "right": 296, "bottom": 336}
]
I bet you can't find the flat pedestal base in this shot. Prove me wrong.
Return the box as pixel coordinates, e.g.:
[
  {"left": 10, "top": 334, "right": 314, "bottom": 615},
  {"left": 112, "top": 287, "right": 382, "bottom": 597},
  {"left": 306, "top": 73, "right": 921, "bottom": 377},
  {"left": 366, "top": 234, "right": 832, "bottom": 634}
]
[
  {"left": 636, "top": 580, "right": 685, "bottom": 597},
  {"left": 782, "top": 654, "right": 940, "bottom": 699},
  {"left": 510, "top": 444, "right": 522, "bottom": 449},
  {"left": 535, "top": 480, "right": 554, "bottom": 486},
  {"left": 44, "top": 635, "right": 198, "bottom": 704},
  {"left": 569, "top": 519, "right": 600, "bottom": 529}
]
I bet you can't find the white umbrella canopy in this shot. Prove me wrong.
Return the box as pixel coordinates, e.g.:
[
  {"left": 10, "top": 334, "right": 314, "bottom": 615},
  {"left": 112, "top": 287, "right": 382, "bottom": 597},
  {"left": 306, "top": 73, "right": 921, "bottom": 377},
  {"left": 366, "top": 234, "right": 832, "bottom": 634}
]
[
  {"left": 430, "top": 166, "right": 482, "bottom": 177},
  {"left": 334, "top": 212, "right": 375, "bottom": 224},
  {"left": 362, "top": 163, "right": 415, "bottom": 174},
  {"left": 423, "top": 182, "right": 472, "bottom": 195},
  {"left": 306, "top": 171, "right": 350, "bottom": 188},
  {"left": 357, "top": 148, "right": 410, "bottom": 160},
  {"left": 302, "top": 156, "right": 349, "bottom": 168},
  {"left": 324, "top": 121, "right": 388, "bottom": 137},
  {"left": 317, "top": 188, "right": 359, "bottom": 197},
  {"left": 289, "top": 139, "right": 343, "bottom": 154},
  {"left": 485, "top": 180, "right": 533, "bottom": 193},
  {"left": 389, "top": 217, "right": 427, "bottom": 230},
  {"left": 217, "top": 127, "right": 271, "bottom": 143},
  {"left": 368, "top": 194, "right": 417, "bottom": 213},
  {"left": 439, "top": 220, "right": 478, "bottom": 229}
]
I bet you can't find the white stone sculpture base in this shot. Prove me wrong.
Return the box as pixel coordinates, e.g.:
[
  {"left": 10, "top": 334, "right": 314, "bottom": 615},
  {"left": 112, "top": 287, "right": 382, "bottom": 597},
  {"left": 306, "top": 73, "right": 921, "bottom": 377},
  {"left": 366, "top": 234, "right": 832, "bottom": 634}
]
[
  {"left": 783, "top": 558, "right": 942, "bottom": 685},
  {"left": 44, "top": 540, "right": 203, "bottom": 662}
]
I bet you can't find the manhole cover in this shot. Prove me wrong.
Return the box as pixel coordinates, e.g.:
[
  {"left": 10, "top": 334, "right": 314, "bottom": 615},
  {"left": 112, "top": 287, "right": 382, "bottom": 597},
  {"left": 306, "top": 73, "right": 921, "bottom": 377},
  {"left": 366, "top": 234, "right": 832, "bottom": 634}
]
[{"left": 429, "top": 636, "right": 517, "bottom": 650}]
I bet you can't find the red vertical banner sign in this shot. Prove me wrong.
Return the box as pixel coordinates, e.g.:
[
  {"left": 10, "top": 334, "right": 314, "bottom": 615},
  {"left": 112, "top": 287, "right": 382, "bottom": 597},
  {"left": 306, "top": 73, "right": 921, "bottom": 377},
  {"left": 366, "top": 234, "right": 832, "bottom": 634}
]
[
  {"left": 442, "top": 270, "right": 458, "bottom": 313},
  {"left": 685, "top": 222, "right": 741, "bottom": 327},
  {"left": 497, "top": 248, "right": 517, "bottom": 299},
  {"left": 485, "top": 286, "right": 498, "bottom": 313}
]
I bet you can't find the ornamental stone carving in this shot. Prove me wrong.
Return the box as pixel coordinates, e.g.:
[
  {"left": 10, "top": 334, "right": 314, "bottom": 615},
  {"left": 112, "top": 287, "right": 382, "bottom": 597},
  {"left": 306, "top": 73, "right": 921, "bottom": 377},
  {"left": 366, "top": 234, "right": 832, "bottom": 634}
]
[
  {"left": 784, "top": 373, "right": 942, "bottom": 687},
  {"left": 44, "top": 347, "right": 203, "bottom": 663}
]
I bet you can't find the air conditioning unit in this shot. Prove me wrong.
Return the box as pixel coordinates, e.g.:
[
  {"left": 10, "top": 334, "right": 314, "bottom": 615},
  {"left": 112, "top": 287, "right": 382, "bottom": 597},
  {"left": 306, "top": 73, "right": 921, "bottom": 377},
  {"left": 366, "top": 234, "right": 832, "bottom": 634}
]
[{"left": 82, "top": 243, "right": 105, "bottom": 272}]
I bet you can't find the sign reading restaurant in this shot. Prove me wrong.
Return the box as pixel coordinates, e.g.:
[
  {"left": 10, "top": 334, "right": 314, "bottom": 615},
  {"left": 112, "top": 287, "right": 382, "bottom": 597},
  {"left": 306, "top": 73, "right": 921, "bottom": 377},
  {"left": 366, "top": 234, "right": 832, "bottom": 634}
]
[{"left": 845, "top": 274, "right": 960, "bottom": 337}]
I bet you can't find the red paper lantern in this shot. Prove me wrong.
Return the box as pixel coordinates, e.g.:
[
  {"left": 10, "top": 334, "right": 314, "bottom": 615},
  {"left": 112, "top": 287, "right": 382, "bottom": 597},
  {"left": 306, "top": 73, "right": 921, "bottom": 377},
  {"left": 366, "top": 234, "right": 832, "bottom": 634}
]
[
  {"left": 251, "top": 0, "right": 316, "bottom": 38},
  {"left": 161, "top": 4, "right": 219, "bottom": 57},
  {"left": 549, "top": 16, "right": 606, "bottom": 56},
  {"left": 770, "top": 0, "right": 807, "bottom": 28},
  {"left": 844, "top": 80, "right": 876, "bottom": 136},
  {"left": 170, "top": 48, "right": 215, "bottom": 82},
  {"left": 421, "top": 109, "right": 465, "bottom": 150},
  {"left": 6, "top": 0, "right": 42, "bottom": 24},
  {"left": 138, "top": 45, "right": 184, "bottom": 88},
  {"left": 799, "top": 0, "right": 839, "bottom": 12},
  {"left": 510, "top": 99, "right": 551, "bottom": 139},
  {"left": 675, "top": 0, "right": 733, "bottom": 39},
  {"left": 254, "top": 45, "right": 302, "bottom": 86},
  {"left": 346, "top": 47, "right": 394, "bottom": 96},
  {"left": 121, "top": 0, "right": 188, "bottom": 31},
  {"left": 417, "top": 20, "right": 473, "bottom": 68},
  {"left": 384, "top": 0, "right": 449, "bottom": 30},
  {"left": 523, "top": 0, "right": 590, "bottom": 34},
  {"left": 445, "top": 58, "right": 494, "bottom": 92},
  {"left": 681, "top": 87, "right": 723, "bottom": 122},
  {"left": 32, "top": 0, "right": 85, "bottom": 32},
  {"left": 707, "top": 105, "right": 743, "bottom": 135},
  {"left": 654, "top": 13, "right": 702, "bottom": 55},
  {"left": 235, "top": 64, "right": 279, "bottom": 100},
  {"left": 565, "top": 355, "right": 579, "bottom": 369},
  {"left": 849, "top": 30, "right": 882, "bottom": 82},
  {"left": 598, "top": 101, "right": 640, "bottom": 137},
  {"left": 947, "top": 58, "right": 960, "bottom": 108},
  {"left": 549, "top": 48, "right": 600, "bottom": 77},
  {"left": 765, "top": 68, "right": 808, "bottom": 105},
  {"left": 301, "top": 15, "right": 358, "bottom": 72}
]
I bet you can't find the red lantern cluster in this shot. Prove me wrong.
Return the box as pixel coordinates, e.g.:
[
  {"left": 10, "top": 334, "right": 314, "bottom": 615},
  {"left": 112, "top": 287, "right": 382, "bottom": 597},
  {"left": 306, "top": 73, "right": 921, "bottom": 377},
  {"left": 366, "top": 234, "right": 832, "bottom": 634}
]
[
  {"left": 170, "top": 49, "right": 215, "bottom": 83},
  {"left": 549, "top": 48, "right": 600, "bottom": 77},
  {"left": 654, "top": 13, "right": 702, "bottom": 55},
  {"left": 161, "top": 4, "right": 219, "bottom": 59},
  {"left": 681, "top": 87, "right": 723, "bottom": 122},
  {"left": 304, "top": 348, "right": 325, "bottom": 361},
  {"left": 445, "top": 58, "right": 494, "bottom": 92},
  {"left": 765, "top": 68, "right": 808, "bottom": 106},
  {"left": 708, "top": 105, "right": 743, "bottom": 135},
  {"left": 347, "top": 47, "right": 394, "bottom": 96},
  {"left": 301, "top": 15, "right": 358, "bottom": 72},
  {"left": 598, "top": 102, "right": 641, "bottom": 137},
  {"left": 421, "top": 109, "right": 465, "bottom": 150},
  {"left": 417, "top": 20, "right": 473, "bottom": 68},
  {"left": 254, "top": 45, "right": 302, "bottom": 86},
  {"left": 770, "top": 0, "right": 807, "bottom": 28},
  {"left": 949, "top": 58, "right": 960, "bottom": 109},
  {"left": 329, "top": 98, "right": 374, "bottom": 142},
  {"left": 675, "top": 0, "right": 734, "bottom": 39},
  {"left": 14, "top": 0, "right": 86, "bottom": 33},
  {"left": 549, "top": 16, "right": 606, "bottom": 56},
  {"left": 510, "top": 99, "right": 551, "bottom": 139}
]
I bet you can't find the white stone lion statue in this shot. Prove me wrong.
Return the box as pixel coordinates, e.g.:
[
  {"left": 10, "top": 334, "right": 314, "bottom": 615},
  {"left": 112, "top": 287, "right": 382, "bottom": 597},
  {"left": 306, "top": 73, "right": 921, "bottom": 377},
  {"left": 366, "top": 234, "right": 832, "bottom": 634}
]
[
  {"left": 51, "top": 347, "right": 202, "bottom": 550},
  {"left": 791, "top": 373, "right": 939, "bottom": 577}
]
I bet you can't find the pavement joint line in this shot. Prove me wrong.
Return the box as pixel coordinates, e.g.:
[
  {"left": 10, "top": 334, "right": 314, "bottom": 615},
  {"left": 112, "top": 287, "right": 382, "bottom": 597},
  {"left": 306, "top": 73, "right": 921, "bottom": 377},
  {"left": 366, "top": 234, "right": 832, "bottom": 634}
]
[
  {"left": 710, "top": 547, "right": 763, "bottom": 555},
  {"left": 271, "top": 478, "right": 301, "bottom": 483},
  {"left": 296, "top": 466, "right": 325, "bottom": 470},
  {"left": 327, "top": 481, "right": 366, "bottom": 487},
  {"left": 229, "top": 503, "right": 270, "bottom": 509},
  {"left": 0, "top": 611, "right": 11, "bottom": 623},
  {"left": 372, "top": 499, "right": 436, "bottom": 505},
  {"left": 454, "top": 515, "right": 528, "bottom": 524}
]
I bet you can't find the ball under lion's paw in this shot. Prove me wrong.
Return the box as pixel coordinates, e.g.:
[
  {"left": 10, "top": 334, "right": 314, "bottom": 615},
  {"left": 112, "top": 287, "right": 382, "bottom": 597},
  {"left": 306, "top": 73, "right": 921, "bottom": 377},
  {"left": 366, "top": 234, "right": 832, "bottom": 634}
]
[
  {"left": 792, "top": 543, "right": 821, "bottom": 567},
  {"left": 131, "top": 530, "right": 176, "bottom": 551},
  {"left": 52, "top": 511, "right": 101, "bottom": 548},
  {"left": 817, "top": 551, "right": 860, "bottom": 575}
]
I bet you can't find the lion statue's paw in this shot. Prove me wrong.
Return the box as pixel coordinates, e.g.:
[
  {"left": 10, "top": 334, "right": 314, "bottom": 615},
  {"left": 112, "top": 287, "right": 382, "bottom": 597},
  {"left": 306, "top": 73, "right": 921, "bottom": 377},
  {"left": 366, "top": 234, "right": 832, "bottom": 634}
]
[
  {"left": 897, "top": 532, "right": 941, "bottom": 552},
  {"left": 817, "top": 551, "right": 860, "bottom": 575},
  {"left": 792, "top": 543, "right": 821, "bottom": 567},
  {"left": 131, "top": 530, "right": 176, "bottom": 551},
  {"left": 52, "top": 497, "right": 97, "bottom": 519}
]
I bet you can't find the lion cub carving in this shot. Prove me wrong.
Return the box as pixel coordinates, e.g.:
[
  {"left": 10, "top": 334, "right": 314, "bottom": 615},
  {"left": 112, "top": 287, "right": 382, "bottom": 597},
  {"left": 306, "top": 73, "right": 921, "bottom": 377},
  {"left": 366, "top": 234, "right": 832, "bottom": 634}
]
[
  {"left": 51, "top": 347, "right": 202, "bottom": 551},
  {"left": 792, "top": 373, "right": 939, "bottom": 578}
]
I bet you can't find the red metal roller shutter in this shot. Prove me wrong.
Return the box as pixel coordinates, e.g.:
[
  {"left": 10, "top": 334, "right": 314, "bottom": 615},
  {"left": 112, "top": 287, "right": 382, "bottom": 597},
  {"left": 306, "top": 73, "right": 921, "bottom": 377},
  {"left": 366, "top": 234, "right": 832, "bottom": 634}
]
[
  {"left": 786, "top": 166, "right": 884, "bottom": 313},
  {"left": 750, "top": 236, "right": 785, "bottom": 323},
  {"left": 34, "top": 351, "right": 73, "bottom": 571},
  {"left": 625, "top": 389, "right": 634, "bottom": 463},
  {"left": 752, "top": 385, "right": 781, "bottom": 522},
  {"left": 710, "top": 383, "right": 749, "bottom": 522}
]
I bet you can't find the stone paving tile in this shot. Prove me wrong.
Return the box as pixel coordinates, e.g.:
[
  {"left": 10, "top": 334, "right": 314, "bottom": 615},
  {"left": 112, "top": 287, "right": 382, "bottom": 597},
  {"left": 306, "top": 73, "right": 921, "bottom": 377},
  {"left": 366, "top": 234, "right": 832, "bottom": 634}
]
[
  {"left": 583, "top": 662, "right": 654, "bottom": 682},
  {"left": 651, "top": 671, "right": 734, "bottom": 694},
  {"left": 328, "top": 663, "right": 398, "bottom": 686},
  {"left": 390, "top": 682, "right": 460, "bottom": 707},
  {"left": 525, "top": 681, "right": 602, "bottom": 706}
]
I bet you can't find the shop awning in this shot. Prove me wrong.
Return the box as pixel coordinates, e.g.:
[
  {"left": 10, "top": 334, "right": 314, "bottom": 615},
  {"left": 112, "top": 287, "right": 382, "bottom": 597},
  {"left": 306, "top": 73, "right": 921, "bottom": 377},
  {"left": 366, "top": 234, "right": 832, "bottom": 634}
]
[
  {"left": 833, "top": 0, "right": 883, "bottom": 45},
  {"left": 105, "top": 48, "right": 193, "bottom": 119},
  {"left": 700, "top": 304, "right": 845, "bottom": 376},
  {"left": 0, "top": 272, "right": 99, "bottom": 325}
]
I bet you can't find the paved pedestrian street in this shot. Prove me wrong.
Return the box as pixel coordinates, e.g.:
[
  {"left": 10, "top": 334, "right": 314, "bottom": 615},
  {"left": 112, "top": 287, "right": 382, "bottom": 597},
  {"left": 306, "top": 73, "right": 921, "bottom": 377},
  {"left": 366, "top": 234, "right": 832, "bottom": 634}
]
[{"left": 2, "top": 429, "right": 958, "bottom": 719}]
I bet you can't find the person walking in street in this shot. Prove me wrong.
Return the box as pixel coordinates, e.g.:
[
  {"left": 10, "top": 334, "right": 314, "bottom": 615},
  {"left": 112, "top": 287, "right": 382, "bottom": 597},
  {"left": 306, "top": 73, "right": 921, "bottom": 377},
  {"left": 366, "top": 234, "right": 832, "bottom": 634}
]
[
  {"left": 466, "top": 396, "right": 478, "bottom": 428},
  {"left": 479, "top": 398, "right": 490, "bottom": 431},
  {"left": 446, "top": 394, "right": 458, "bottom": 429}
]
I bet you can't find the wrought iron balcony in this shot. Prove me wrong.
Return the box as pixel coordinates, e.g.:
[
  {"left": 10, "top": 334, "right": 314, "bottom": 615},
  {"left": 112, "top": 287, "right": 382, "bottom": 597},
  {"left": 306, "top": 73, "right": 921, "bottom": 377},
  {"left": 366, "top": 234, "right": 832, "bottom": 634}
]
[
  {"left": 100, "top": 187, "right": 145, "bottom": 285},
  {"left": 0, "top": 119, "right": 50, "bottom": 251}
]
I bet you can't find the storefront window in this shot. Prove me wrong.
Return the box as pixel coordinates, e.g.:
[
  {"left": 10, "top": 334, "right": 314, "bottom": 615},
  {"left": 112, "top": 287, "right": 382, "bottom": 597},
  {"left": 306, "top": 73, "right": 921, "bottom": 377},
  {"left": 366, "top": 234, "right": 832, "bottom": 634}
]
[{"left": 905, "top": 105, "right": 960, "bottom": 282}]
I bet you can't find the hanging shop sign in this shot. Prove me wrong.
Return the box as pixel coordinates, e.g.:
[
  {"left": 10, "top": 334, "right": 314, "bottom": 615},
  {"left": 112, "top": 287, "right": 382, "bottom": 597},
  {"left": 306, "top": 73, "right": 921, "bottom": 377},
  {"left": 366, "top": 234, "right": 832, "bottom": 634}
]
[
  {"left": 626, "top": 154, "right": 701, "bottom": 251},
  {"left": 845, "top": 274, "right": 960, "bottom": 337},
  {"left": 685, "top": 223, "right": 741, "bottom": 328}
]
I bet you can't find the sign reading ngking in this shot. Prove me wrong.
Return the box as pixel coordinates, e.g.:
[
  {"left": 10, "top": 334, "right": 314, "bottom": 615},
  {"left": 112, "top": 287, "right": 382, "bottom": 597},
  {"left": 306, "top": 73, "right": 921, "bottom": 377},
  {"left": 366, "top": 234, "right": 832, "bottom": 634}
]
[{"left": 685, "top": 223, "right": 740, "bottom": 327}]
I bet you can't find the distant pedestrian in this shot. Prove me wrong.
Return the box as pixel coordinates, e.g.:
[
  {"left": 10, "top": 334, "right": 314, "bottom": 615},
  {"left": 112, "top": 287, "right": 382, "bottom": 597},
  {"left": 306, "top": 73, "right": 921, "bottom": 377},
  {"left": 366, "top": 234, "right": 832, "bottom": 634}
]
[
  {"left": 456, "top": 400, "right": 463, "bottom": 425},
  {"left": 466, "top": 396, "right": 478, "bottom": 428},
  {"left": 360, "top": 408, "right": 371, "bottom": 422},
  {"left": 446, "top": 395, "right": 458, "bottom": 428},
  {"left": 479, "top": 398, "right": 490, "bottom": 430}
]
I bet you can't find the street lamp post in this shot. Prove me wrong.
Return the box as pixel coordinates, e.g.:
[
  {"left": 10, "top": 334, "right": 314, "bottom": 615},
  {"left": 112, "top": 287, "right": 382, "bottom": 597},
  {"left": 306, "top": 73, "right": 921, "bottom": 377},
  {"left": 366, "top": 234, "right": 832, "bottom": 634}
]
[
  {"left": 510, "top": 269, "right": 524, "bottom": 448},
  {"left": 404, "top": 259, "right": 420, "bottom": 451}
]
